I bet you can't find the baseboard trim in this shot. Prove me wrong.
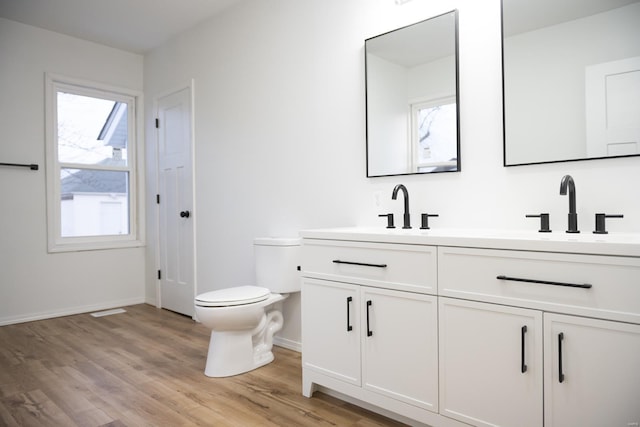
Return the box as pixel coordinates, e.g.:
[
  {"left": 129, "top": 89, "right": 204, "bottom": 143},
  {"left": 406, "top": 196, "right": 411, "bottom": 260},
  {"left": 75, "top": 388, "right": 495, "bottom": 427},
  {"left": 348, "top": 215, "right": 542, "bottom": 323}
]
[
  {"left": 274, "top": 336, "right": 301, "bottom": 353},
  {"left": 0, "top": 297, "right": 146, "bottom": 326}
]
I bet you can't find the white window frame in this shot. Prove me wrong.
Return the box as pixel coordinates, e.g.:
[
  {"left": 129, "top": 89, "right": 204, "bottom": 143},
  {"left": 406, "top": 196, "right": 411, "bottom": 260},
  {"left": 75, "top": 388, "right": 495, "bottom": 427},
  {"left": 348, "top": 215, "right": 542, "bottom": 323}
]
[
  {"left": 409, "top": 95, "right": 458, "bottom": 172},
  {"left": 45, "top": 73, "right": 144, "bottom": 252}
]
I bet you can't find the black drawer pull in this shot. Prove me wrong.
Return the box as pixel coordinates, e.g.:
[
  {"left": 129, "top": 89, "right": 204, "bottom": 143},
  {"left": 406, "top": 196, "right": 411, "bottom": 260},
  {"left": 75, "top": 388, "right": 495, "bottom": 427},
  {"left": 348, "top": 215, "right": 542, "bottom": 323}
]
[
  {"left": 333, "top": 260, "right": 388, "bottom": 268},
  {"left": 346, "top": 296, "right": 353, "bottom": 332},
  {"left": 497, "top": 275, "right": 592, "bottom": 289}
]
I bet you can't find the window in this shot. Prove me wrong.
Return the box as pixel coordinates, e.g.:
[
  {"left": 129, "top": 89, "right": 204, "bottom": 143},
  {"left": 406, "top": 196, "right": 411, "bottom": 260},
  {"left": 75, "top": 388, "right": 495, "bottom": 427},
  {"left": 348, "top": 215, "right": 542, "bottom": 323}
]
[
  {"left": 410, "top": 97, "right": 458, "bottom": 173},
  {"left": 45, "top": 74, "right": 143, "bottom": 252}
]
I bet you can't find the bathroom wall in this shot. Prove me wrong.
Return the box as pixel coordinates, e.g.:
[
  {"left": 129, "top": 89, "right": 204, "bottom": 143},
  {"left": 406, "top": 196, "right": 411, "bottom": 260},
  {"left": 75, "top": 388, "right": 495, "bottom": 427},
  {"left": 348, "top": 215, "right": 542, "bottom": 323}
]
[
  {"left": 144, "top": 0, "right": 640, "bottom": 346},
  {"left": 0, "top": 18, "right": 146, "bottom": 325}
]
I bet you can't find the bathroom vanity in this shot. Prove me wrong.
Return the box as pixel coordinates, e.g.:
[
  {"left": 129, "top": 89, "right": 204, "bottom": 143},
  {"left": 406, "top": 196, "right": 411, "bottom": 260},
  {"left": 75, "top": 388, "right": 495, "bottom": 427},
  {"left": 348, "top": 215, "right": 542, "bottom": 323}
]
[{"left": 300, "top": 228, "right": 640, "bottom": 427}]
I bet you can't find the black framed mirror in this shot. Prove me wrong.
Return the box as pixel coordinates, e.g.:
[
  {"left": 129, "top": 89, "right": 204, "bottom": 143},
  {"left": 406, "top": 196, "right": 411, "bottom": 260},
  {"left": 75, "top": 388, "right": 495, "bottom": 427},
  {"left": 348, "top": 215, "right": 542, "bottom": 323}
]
[
  {"left": 366, "top": 10, "right": 460, "bottom": 177},
  {"left": 502, "top": 0, "right": 640, "bottom": 166}
]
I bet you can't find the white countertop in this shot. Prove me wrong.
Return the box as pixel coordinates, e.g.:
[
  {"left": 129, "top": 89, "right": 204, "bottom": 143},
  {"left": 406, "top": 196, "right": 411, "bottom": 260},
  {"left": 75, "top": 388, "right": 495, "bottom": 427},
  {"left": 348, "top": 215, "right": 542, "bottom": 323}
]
[{"left": 299, "top": 227, "right": 640, "bottom": 257}]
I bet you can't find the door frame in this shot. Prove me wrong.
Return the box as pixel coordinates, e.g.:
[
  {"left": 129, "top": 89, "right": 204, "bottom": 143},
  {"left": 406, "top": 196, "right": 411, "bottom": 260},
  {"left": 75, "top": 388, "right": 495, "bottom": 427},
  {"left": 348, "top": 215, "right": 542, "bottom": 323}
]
[{"left": 153, "top": 80, "right": 197, "bottom": 316}]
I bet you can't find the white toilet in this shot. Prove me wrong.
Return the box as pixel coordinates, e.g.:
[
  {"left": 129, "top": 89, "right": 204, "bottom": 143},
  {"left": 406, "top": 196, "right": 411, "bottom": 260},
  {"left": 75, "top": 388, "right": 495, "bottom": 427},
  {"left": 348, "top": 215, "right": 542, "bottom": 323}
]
[{"left": 194, "top": 237, "right": 301, "bottom": 377}]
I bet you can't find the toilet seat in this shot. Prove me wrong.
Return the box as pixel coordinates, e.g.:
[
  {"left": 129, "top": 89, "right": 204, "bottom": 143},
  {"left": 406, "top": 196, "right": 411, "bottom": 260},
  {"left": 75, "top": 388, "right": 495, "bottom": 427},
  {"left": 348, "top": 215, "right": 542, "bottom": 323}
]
[{"left": 195, "top": 286, "right": 271, "bottom": 307}]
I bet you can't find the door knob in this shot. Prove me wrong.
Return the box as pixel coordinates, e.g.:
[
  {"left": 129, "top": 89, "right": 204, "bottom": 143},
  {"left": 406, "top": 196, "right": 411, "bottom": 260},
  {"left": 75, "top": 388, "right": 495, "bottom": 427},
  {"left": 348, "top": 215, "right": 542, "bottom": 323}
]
[{"left": 180, "top": 210, "right": 190, "bottom": 218}]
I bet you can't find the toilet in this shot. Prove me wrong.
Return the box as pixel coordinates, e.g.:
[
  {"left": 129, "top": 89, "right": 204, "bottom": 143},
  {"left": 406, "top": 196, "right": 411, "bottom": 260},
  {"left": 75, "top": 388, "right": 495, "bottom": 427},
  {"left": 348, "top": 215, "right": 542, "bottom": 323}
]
[{"left": 194, "top": 237, "right": 301, "bottom": 377}]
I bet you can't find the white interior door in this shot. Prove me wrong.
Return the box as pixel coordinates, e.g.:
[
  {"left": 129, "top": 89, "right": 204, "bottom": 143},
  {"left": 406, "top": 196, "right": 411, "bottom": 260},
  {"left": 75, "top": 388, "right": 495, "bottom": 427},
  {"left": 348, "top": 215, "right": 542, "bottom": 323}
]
[
  {"left": 157, "top": 86, "right": 195, "bottom": 316},
  {"left": 586, "top": 56, "right": 640, "bottom": 157}
]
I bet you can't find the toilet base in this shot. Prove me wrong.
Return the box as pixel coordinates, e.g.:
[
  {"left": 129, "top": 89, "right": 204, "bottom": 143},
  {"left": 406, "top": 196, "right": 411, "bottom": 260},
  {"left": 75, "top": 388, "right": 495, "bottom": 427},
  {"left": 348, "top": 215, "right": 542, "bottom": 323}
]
[
  {"left": 203, "top": 309, "right": 284, "bottom": 377},
  {"left": 203, "top": 332, "right": 271, "bottom": 377}
]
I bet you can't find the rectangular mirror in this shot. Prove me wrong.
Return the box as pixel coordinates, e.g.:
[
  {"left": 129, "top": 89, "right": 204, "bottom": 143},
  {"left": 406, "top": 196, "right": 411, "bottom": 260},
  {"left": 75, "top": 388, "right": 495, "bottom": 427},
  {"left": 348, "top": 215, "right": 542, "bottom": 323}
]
[
  {"left": 502, "top": 0, "right": 640, "bottom": 166},
  {"left": 366, "top": 10, "right": 460, "bottom": 177}
]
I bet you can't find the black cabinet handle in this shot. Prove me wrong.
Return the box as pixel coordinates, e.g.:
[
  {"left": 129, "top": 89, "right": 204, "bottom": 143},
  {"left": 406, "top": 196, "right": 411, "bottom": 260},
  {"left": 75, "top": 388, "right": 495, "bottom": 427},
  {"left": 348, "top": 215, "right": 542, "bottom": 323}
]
[
  {"left": 346, "top": 296, "right": 353, "bottom": 332},
  {"left": 497, "top": 275, "right": 592, "bottom": 289},
  {"left": 180, "top": 210, "right": 190, "bottom": 218},
  {"left": 521, "top": 325, "right": 528, "bottom": 373},
  {"left": 366, "top": 300, "right": 373, "bottom": 337},
  {"left": 558, "top": 332, "right": 565, "bottom": 383},
  {"left": 333, "top": 260, "right": 387, "bottom": 268}
]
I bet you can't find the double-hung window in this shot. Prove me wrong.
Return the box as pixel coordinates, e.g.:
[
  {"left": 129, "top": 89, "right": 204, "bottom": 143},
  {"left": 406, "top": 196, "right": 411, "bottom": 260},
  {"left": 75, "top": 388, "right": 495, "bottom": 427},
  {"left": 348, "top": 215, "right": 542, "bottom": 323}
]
[{"left": 45, "top": 74, "right": 143, "bottom": 252}]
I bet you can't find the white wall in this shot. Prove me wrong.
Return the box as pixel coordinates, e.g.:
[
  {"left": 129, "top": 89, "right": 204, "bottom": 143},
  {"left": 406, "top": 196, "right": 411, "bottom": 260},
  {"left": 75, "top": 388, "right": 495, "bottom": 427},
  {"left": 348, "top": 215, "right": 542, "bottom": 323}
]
[
  {"left": 0, "top": 18, "right": 146, "bottom": 325},
  {"left": 144, "top": 0, "right": 640, "bottom": 346}
]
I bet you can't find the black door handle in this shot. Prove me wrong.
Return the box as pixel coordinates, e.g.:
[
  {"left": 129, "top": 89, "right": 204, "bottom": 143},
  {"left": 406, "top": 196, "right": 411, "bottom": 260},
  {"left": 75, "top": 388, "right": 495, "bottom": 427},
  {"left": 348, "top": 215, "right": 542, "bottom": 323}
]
[
  {"left": 366, "top": 300, "right": 373, "bottom": 337},
  {"left": 521, "top": 325, "right": 528, "bottom": 373},
  {"left": 558, "top": 332, "right": 565, "bottom": 383},
  {"left": 180, "top": 210, "right": 190, "bottom": 218},
  {"left": 346, "top": 296, "right": 353, "bottom": 332}
]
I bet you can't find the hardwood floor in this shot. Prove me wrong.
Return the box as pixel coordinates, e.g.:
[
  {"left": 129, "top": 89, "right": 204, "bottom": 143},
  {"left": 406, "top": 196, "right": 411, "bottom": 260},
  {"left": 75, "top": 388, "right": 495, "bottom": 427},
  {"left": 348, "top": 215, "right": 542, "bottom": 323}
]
[{"left": 0, "top": 304, "right": 406, "bottom": 426}]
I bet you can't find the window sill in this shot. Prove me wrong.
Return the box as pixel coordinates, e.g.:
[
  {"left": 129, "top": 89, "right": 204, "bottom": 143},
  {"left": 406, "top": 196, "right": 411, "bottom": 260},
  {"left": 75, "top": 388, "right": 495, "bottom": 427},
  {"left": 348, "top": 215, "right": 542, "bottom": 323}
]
[{"left": 47, "top": 238, "right": 145, "bottom": 253}]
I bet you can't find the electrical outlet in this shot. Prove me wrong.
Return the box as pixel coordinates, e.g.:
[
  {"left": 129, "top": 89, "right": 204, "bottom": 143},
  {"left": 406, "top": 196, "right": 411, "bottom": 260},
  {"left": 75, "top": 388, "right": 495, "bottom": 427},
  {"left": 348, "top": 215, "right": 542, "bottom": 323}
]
[{"left": 373, "top": 191, "right": 382, "bottom": 207}]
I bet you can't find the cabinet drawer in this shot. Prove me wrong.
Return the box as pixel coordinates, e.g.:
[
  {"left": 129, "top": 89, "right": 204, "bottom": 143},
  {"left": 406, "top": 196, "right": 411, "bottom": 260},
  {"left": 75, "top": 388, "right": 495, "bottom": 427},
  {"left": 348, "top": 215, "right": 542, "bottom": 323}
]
[
  {"left": 438, "top": 246, "right": 640, "bottom": 324},
  {"left": 302, "top": 239, "right": 437, "bottom": 294}
]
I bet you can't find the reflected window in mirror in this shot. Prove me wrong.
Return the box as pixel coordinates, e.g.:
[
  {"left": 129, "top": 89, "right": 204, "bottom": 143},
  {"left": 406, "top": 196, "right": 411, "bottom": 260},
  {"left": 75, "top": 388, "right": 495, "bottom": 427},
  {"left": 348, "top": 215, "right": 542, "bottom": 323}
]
[
  {"left": 366, "top": 10, "right": 460, "bottom": 177},
  {"left": 502, "top": 0, "right": 640, "bottom": 166}
]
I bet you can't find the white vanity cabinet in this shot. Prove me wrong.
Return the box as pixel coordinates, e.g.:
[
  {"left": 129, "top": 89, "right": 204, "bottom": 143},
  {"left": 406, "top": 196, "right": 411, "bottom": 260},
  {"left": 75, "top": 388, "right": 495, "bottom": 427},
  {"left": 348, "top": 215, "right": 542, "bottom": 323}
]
[
  {"left": 438, "top": 298, "right": 543, "bottom": 427},
  {"left": 439, "top": 246, "right": 640, "bottom": 427},
  {"left": 301, "top": 239, "right": 450, "bottom": 426},
  {"left": 543, "top": 313, "right": 640, "bottom": 427},
  {"left": 300, "top": 229, "right": 640, "bottom": 427},
  {"left": 301, "top": 279, "right": 361, "bottom": 387}
]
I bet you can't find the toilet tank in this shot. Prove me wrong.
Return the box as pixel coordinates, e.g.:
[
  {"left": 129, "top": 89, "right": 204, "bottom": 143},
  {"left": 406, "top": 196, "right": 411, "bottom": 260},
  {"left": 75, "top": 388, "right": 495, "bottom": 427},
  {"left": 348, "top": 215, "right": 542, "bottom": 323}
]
[{"left": 254, "top": 237, "right": 301, "bottom": 293}]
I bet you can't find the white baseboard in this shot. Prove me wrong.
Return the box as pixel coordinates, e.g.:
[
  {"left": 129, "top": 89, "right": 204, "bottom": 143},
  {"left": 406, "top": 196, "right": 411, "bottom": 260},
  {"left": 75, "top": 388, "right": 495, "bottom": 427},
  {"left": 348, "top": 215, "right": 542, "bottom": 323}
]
[
  {"left": 274, "top": 336, "right": 301, "bottom": 352},
  {"left": 144, "top": 295, "right": 158, "bottom": 307},
  {"left": 0, "top": 297, "right": 146, "bottom": 326}
]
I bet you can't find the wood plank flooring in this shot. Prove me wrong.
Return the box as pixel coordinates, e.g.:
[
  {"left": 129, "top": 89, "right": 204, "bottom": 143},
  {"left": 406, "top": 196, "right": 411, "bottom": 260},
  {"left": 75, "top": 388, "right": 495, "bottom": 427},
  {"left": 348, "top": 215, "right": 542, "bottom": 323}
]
[{"left": 0, "top": 304, "right": 406, "bottom": 426}]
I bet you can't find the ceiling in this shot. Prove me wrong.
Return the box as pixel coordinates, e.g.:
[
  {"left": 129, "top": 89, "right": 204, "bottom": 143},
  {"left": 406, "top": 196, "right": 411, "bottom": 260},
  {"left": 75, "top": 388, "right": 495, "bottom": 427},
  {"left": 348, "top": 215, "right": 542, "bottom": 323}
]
[
  {"left": 503, "top": 0, "right": 639, "bottom": 36},
  {"left": 0, "top": 0, "right": 246, "bottom": 54}
]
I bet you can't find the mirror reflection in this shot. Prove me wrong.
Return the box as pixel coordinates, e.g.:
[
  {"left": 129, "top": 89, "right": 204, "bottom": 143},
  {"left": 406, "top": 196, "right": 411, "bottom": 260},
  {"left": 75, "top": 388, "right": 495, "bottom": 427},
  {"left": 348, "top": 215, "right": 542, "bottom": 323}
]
[
  {"left": 366, "top": 10, "right": 460, "bottom": 177},
  {"left": 502, "top": 0, "right": 640, "bottom": 166}
]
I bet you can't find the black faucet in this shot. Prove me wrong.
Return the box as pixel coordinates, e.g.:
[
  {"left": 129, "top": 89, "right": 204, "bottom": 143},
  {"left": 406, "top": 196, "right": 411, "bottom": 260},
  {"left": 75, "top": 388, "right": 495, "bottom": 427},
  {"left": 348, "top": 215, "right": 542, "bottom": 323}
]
[
  {"left": 392, "top": 184, "right": 411, "bottom": 229},
  {"left": 559, "top": 175, "right": 579, "bottom": 233}
]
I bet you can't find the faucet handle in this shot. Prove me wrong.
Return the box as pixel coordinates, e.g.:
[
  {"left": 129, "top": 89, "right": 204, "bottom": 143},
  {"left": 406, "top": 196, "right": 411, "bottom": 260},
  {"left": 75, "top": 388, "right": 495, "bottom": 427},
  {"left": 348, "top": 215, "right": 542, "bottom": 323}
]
[
  {"left": 420, "top": 213, "right": 439, "bottom": 230},
  {"left": 526, "top": 213, "right": 551, "bottom": 233},
  {"left": 378, "top": 213, "right": 395, "bottom": 229},
  {"left": 593, "top": 213, "right": 623, "bottom": 234}
]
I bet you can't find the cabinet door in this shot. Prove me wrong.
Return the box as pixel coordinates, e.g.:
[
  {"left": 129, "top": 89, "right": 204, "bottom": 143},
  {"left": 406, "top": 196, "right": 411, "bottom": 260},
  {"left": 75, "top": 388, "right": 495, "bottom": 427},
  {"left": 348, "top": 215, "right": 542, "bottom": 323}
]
[
  {"left": 361, "top": 287, "right": 438, "bottom": 412},
  {"left": 544, "top": 313, "right": 640, "bottom": 427},
  {"left": 301, "top": 278, "right": 361, "bottom": 386},
  {"left": 439, "top": 298, "right": 543, "bottom": 427}
]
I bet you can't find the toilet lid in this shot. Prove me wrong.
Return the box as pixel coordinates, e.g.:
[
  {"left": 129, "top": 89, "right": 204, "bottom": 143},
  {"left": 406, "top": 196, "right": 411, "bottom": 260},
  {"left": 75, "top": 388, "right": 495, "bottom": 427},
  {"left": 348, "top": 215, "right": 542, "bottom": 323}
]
[{"left": 195, "top": 286, "right": 271, "bottom": 307}]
